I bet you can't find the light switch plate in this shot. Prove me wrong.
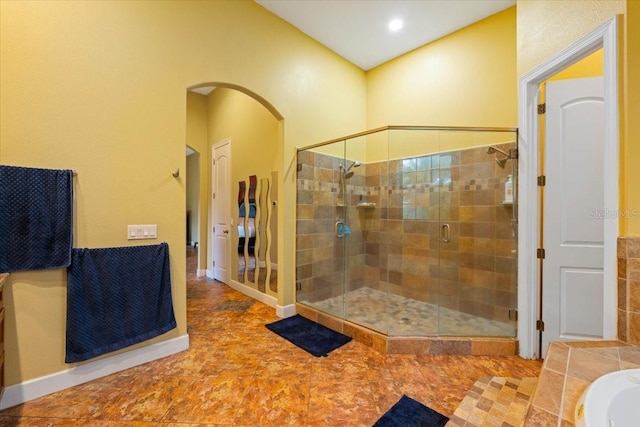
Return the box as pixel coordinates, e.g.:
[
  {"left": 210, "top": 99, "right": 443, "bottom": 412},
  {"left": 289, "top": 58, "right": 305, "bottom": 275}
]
[{"left": 128, "top": 224, "right": 158, "bottom": 240}]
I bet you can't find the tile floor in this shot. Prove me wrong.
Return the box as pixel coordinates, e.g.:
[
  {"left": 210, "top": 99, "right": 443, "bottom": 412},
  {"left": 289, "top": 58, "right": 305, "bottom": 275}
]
[
  {"left": 448, "top": 376, "right": 538, "bottom": 427},
  {"left": 303, "top": 287, "right": 516, "bottom": 337},
  {"left": 0, "top": 248, "right": 541, "bottom": 426}
]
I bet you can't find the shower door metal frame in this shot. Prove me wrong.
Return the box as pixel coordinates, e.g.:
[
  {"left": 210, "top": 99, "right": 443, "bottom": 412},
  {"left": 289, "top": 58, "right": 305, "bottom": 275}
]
[{"left": 301, "top": 126, "right": 519, "bottom": 151}]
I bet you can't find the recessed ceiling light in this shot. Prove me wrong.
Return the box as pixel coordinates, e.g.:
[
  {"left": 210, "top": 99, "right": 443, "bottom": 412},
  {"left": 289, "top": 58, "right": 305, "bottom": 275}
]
[{"left": 388, "top": 18, "right": 403, "bottom": 32}]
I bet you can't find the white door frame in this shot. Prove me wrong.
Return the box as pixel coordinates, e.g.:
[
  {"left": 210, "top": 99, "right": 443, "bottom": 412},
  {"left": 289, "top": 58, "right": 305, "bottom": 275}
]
[{"left": 517, "top": 16, "right": 619, "bottom": 359}]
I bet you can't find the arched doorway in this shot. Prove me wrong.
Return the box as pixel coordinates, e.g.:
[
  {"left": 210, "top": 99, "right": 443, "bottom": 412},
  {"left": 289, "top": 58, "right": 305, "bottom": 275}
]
[{"left": 186, "top": 82, "right": 284, "bottom": 307}]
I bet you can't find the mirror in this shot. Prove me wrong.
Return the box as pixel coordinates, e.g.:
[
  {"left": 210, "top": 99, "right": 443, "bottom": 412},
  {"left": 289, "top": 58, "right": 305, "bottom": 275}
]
[
  {"left": 245, "top": 175, "right": 257, "bottom": 284},
  {"left": 236, "top": 173, "right": 277, "bottom": 294},
  {"left": 237, "top": 180, "right": 246, "bottom": 282},
  {"left": 269, "top": 171, "right": 278, "bottom": 292},
  {"left": 256, "top": 177, "right": 269, "bottom": 291}
]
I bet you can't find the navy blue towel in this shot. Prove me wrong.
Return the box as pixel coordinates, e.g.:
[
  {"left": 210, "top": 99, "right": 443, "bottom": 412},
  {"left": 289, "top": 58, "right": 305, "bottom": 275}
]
[
  {"left": 374, "top": 395, "right": 449, "bottom": 427},
  {"left": 0, "top": 165, "right": 74, "bottom": 273},
  {"left": 65, "top": 242, "right": 176, "bottom": 363}
]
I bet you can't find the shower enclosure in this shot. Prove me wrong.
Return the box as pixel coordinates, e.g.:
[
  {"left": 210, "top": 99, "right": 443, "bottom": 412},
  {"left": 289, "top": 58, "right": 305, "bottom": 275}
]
[{"left": 295, "top": 126, "right": 518, "bottom": 339}]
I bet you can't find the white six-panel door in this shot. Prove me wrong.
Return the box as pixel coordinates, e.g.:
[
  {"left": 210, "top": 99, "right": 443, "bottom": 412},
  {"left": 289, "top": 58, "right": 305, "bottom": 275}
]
[
  {"left": 542, "top": 77, "right": 605, "bottom": 355},
  {"left": 211, "top": 139, "right": 231, "bottom": 283}
]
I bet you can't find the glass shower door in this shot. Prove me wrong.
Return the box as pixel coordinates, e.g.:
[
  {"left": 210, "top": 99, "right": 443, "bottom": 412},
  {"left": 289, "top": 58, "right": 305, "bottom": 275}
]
[
  {"left": 295, "top": 141, "right": 347, "bottom": 320},
  {"left": 437, "top": 130, "right": 518, "bottom": 337},
  {"left": 384, "top": 129, "right": 440, "bottom": 336},
  {"left": 342, "top": 135, "right": 388, "bottom": 334}
]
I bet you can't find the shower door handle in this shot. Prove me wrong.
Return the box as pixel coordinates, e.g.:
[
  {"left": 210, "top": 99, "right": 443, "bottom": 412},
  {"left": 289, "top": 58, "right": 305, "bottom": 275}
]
[
  {"left": 335, "top": 220, "right": 345, "bottom": 238},
  {"left": 441, "top": 223, "right": 451, "bottom": 243}
]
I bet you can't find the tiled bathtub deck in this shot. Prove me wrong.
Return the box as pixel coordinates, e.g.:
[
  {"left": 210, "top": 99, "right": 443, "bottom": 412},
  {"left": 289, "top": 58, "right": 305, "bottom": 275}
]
[
  {"left": 525, "top": 340, "right": 640, "bottom": 426},
  {"left": 447, "top": 341, "right": 640, "bottom": 426}
]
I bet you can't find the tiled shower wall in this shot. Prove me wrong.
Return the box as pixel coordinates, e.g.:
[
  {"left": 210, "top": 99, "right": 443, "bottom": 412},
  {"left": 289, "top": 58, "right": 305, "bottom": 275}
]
[
  {"left": 617, "top": 237, "right": 640, "bottom": 344},
  {"left": 296, "top": 142, "right": 517, "bottom": 328},
  {"left": 296, "top": 150, "right": 367, "bottom": 305}
]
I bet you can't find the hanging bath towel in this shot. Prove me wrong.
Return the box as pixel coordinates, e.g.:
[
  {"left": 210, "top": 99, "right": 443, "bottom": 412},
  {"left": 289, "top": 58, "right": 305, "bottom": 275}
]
[
  {"left": 0, "top": 165, "right": 74, "bottom": 273},
  {"left": 65, "top": 242, "right": 176, "bottom": 363}
]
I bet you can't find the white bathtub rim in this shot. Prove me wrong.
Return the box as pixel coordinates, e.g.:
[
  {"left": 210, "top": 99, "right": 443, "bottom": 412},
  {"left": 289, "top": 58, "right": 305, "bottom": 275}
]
[{"left": 575, "top": 368, "right": 640, "bottom": 427}]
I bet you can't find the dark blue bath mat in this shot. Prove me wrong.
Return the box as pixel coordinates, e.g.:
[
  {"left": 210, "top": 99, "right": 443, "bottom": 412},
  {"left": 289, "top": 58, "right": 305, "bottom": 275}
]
[
  {"left": 265, "top": 314, "right": 352, "bottom": 357},
  {"left": 374, "top": 395, "right": 449, "bottom": 427}
]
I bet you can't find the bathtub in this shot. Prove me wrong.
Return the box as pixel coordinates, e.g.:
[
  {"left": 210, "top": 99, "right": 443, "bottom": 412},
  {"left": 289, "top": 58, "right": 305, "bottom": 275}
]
[{"left": 575, "top": 368, "right": 640, "bottom": 427}]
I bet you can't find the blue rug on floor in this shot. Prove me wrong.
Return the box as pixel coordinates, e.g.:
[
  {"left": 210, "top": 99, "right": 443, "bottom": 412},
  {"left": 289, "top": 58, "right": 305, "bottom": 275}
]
[
  {"left": 374, "top": 395, "right": 449, "bottom": 427},
  {"left": 265, "top": 314, "right": 352, "bottom": 357}
]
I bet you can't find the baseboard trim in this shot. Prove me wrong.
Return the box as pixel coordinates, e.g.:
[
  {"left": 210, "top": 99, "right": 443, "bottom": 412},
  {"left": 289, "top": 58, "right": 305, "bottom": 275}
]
[
  {"left": 276, "top": 303, "right": 296, "bottom": 318},
  {"left": 227, "top": 281, "right": 294, "bottom": 319},
  {"left": 228, "top": 279, "right": 277, "bottom": 310},
  {"left": 196, "top": 269, "right": 206, "bottom": 277},
  {"left": 0, "top": 334, "right": 189, "bottom": 410}
]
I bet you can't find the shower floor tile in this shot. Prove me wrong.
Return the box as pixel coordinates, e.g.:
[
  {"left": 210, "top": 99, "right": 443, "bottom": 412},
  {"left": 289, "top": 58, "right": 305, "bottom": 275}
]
[{"left": 304, "top": 287, "right": 515, "bottom": 337}]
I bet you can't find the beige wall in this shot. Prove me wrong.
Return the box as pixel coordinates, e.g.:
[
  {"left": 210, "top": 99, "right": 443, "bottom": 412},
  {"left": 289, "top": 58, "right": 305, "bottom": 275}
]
[
  {"left": 205, "top": 87, "right": 280, "bottom": 284},
  {"left": 367, "top": 7, "right": 517, "bottom": 129},
  {"left": 355, "top": 7, "right": 518, "bottom": 169},
  {"left": 186, "top": 152, "right": 200, "bottom": 245},
  {"left": 622, "top": 1, "right": 640, "bottom": 236},
  {"left": 517, "top": 0, "right": 625, "bottom": 77},
  {"left": 547, "top": 48, "right": 604, "bottom": 81},
  {"left": 186, "top": 92, "right": 210, "bottom": 271},
  {"left": 0, "top": 0, "right": 366, "bottom": 386}
]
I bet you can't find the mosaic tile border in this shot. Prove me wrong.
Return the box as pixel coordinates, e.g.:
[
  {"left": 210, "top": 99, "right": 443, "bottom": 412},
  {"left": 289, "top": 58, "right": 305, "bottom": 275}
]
[{"left": 296, "top": 176, "right": 505, "bottom": 197}]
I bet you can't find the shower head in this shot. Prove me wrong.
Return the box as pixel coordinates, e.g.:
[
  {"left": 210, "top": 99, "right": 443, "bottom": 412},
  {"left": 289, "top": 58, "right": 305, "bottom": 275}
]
[
  {"left": 486, "top": 146, "right": 509, "bottom": 157},
  {"left": 346, "top": 160, "right": 361, "bottom": 172},
  {"left": 344, "top": 171, "right": 355, "bottom": 179},
  {"left": 487, "top": 146, "right": 510, "bottom": 168},
  {"left": 340, "top": 160, "right": 361, "bottom": 173},
  {"left": 495, "top": 156, "right": 508, "bottom": 169}
]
